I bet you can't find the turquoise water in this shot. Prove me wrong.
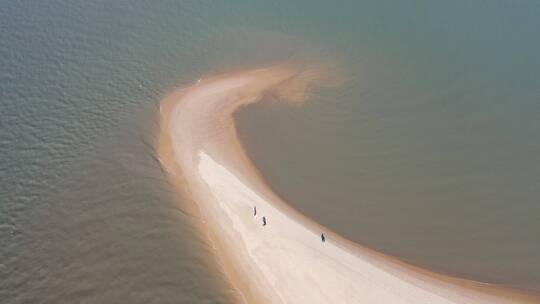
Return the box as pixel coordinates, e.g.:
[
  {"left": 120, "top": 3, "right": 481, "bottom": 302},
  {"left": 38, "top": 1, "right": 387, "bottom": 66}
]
[{"left": 1, "top": 1, "right": 540, "bottom": 302}]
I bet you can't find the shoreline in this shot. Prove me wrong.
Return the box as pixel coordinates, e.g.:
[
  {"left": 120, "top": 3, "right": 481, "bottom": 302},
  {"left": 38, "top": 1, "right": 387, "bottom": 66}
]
[{"left": 157, "top": 63, "right": 540, "bottom": 303}]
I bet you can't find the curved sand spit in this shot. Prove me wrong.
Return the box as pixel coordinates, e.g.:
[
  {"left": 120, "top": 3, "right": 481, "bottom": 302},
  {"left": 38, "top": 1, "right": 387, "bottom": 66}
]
[{"left": 158, "top": 63, "right": 540, "bottom": 303}]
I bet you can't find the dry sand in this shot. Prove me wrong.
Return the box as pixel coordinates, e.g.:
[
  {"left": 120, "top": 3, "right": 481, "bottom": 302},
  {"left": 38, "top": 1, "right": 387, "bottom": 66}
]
[{"left": 157, "top": 63, "right": 540, "bottom": 303}]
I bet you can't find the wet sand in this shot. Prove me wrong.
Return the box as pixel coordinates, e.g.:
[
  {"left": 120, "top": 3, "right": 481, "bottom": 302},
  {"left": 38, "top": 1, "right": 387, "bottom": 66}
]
[{"left": 157, "top": 63, "right": 540, "bottom": 303}]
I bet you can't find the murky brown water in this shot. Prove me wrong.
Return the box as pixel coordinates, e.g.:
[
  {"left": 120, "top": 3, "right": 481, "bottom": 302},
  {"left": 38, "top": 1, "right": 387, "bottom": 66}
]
[{"left": 2, "top": 1, "right": 540, "bottom": 303}]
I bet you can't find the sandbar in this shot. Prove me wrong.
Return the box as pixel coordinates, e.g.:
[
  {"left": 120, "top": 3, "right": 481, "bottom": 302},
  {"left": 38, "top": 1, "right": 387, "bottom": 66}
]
[{"left": 157, "top": 63, "right": 540, "bottom": 303}]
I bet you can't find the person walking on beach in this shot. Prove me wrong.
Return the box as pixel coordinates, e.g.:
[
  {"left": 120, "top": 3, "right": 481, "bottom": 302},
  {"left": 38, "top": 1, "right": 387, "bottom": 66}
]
[
  {"left": 262, "top": 216, "right": 267, "bottom": 226},
  {"left": 254, "top": 206, "right": 257, "bottom": 216},
  {"left": 321, "top": 233, "right": 326, "bottom": 242}
]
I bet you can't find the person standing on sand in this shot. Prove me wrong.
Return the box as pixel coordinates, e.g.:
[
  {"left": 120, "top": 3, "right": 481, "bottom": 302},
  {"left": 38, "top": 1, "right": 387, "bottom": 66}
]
[
  {"left": 321, "top": 233, "right": 326, "bottom": 242},
  {"left": 254, "top": 206, "right": 257, "bottom": 216},
  {"left": 262, "top": 216, "right": 267, "bottom": 226}
]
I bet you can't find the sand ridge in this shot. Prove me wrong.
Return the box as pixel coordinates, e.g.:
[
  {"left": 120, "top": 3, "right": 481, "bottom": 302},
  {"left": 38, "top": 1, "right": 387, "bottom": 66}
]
[{"left": 157, "top": 63, "right": 540, "bottom": 303}]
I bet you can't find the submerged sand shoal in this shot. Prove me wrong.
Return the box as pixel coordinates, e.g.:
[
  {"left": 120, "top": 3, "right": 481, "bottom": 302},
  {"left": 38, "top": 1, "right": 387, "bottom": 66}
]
[{"left": 157, "top": 63, "right": 540, "bottom": 303}]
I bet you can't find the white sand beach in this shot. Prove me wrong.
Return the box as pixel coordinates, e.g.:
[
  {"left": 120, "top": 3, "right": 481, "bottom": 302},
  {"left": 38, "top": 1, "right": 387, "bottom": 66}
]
[{"left": 157, "top": 63, "right": 540, "bottom": 304}]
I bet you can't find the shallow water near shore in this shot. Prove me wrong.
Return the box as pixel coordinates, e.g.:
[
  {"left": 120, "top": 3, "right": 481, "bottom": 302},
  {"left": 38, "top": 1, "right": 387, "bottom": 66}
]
[{"left": 2, "top": 1, "right": 540, "bottom": 302}]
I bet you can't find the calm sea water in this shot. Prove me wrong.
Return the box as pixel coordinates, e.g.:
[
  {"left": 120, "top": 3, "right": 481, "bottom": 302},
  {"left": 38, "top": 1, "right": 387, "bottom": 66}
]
[{"left": 2, "top": 1, "right": 540, "bottom": 302}]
